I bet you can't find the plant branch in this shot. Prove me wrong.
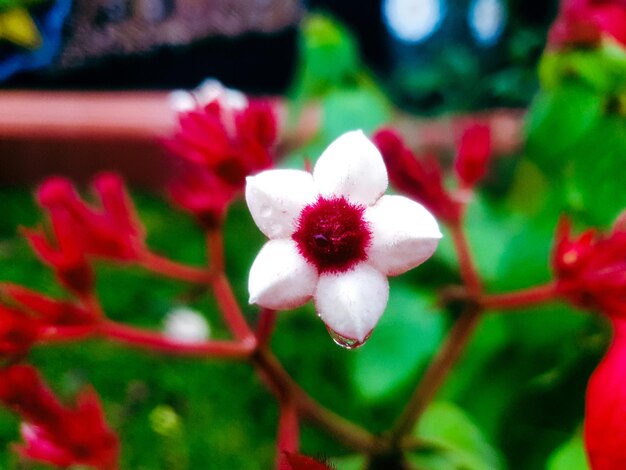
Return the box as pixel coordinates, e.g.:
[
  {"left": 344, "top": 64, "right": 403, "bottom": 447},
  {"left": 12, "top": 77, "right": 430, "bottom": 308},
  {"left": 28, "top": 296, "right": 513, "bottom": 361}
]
[
  {"left": 449, "top": 221, "right": 482, "bottom": 295},
  {"left": 481, "top": 283, "right": 558, "bottom": 310},
  {"left": 389, "top": 305, "right": 483, "bottom": 442},
  {"left": 276, "top": 400, "right": 300, "bottom": 470},
  {"left": 256, "top": 308, "right": 278, "bottom": 347},
  {"left": 212, "top": 273, "right": 256, "bottom": 342},
  {"left": 100, "top": 320, "right": 254, "bottom": 358},
  {"left": 139, "top": 251, "right": 213, "bottom": 284},
  {"left": 252, "top": 347, "right": 384, "bottom": 454}
]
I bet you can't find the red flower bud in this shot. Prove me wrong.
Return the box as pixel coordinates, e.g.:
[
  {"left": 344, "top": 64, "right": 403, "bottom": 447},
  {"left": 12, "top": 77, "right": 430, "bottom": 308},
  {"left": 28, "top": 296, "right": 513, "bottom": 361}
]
[
  {"left": 548, "top": 0, "right": 626, "bottom": 48},
  {"left": 372, "top": 128, "right": 461, "bottom": 223},
  {"left": 164, "top": 97, "right": 277, "bottom": 191},
  {"left": 23, "top": 207, "right": 95, "bottom": 295},
  {"left": 168, "top": 159, "right": 235, "bottom": 229},
  {"left": 454, "top": 123, "right": 492, "bottom": 189},
  {"left": 0, "top": 365, "right": 119, "bottom": 470},
  {"left": 35, "top": 173, "right": 146, "bottom": 264},
  {"left": 0, "top": 283, "right": 96, "bottom": 326},
  {"left": 0, "top": 305, "right": 40, "bottom": 358},
  {"left": 552, "top": 217, "right": 626, "bottom": 313}
]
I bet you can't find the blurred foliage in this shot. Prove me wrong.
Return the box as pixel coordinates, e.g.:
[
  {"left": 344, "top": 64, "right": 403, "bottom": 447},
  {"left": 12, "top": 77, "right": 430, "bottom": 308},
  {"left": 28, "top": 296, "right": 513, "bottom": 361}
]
[{"left": 1, "top": 9, "right": 625, "bottom": 470}]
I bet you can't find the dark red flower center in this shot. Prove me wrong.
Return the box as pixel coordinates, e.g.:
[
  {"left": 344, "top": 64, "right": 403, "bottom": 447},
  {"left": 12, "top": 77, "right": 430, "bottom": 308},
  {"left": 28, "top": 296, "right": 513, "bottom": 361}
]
[{"left": 292, "top": 196, "right": 371, "bottom": 273}]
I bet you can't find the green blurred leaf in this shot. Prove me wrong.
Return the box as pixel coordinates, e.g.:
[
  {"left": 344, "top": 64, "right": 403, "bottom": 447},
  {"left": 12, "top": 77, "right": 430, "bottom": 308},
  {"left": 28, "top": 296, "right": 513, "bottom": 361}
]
[
  {"left": 436, "top": 195, "right": 524, "bottom": 285},
  {"left": 410, "top": 402, "right": 505, "bottom": 470},
  {"left": 291, "top": 14, "right": 361, "bottom": 101},
  {"left": 321, "top": 87, "right": 391, "bottom": 141},
  {"left": 547, "top": 430, "right": 590, "bottom": 470},
  {"left": 350, "top": 285, "right": 445, "bottom": 402},
  {"left": 572, "top": 116, "right": 626, "bottom": 227},
  {"left": 330, "top": 454, "right": 367, "bottom": 470},
  {"left": 526, "top": 85, "right": 604, "bottom": 174}
]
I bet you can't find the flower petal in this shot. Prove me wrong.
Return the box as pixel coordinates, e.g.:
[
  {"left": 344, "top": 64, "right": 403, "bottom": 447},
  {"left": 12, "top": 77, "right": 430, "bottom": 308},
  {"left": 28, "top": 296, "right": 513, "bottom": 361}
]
[
  {"left": 246, "top": 170, "right": 317, "bottom": 239},
  {"left": 315, "top": 264, "right": 389, "bottom": 342},
  {"left": 313, "top": 130, "right": 388, "bottom": 206},
  {"left": 249, "top": 239, "right": 319, "bottom": 310},
  {"left": 365, "top": 195, "right": 442, "bottom": 276}
]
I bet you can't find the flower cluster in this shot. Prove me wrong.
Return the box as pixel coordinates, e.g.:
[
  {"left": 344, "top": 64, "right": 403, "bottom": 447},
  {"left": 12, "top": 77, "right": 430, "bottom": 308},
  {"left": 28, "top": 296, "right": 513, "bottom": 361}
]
[
  {"left": 164, "top": 81, "right": 278, "bottom": 228},
  {"left": 548, "top": 0, "right": 626, "bottom": 49},
  {"left": 0, "top": 365, "right": 119, "bottom": 470},
  {"left": 372, "top": 123, "right": 492, "bottom": 224},
  {"left": 0, "top": 283, "right": 96, "bottom": 359},
  {"left": 23, "top": 172, "right": 145, "bottom": 294},
  {"left": 246, "top": 130, "right": 442, "bottom": 347},
  {"left": 552, "top": 217, "right": 626, "bottom": 313}
]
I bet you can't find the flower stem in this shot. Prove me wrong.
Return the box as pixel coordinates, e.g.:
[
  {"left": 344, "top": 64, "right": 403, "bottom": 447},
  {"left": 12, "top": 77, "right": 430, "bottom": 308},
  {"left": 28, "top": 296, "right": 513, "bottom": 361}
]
[
  {"left": 252, "top": 347, "right": 383, "bottom": 453},
  {"left": 256, "top": 308, "right": 278, "bottom": 347},
  {"left": 206, "top": 229, "right": 225, "bottom": 274},
  {"left": 481, "top": 283, "right": 557, "bottom": 310},
  {"left": 139, "top": 251, "right": 213, "bottom": 284},
  {"left": 389, "top": 305, "right": 483, "bottom": 442},
  {"left": 39, "top": 326, "right": 97, "bottom": 343},
  {"left": 212, "top": 273, "right": 256, "bottom": 342},
  {"left": 277, "top": 400, "right": 300, "bottom": 469},
  {"left": 450, "top": 221, "right": 482, "bottom": 295},
  {"left": 100, "top": 320, "right": 254, "bottom": 358}
]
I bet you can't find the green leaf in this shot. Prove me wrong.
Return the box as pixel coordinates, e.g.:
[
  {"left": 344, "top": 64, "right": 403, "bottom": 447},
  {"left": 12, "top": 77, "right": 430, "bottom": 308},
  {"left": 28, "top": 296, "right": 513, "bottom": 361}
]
[
  {"left": 547, "top": 431, "right": 590, "bottom": 470},
  {"left": 572, "top": 116, "right": 626, "bottom": 227},
  {"left": 321, "top": 87, "right": 391, "bottom": 141},
  {"left": 410, "top": 402, "right": 505, "bottom": 470},
  {"left": 290, "top": 14, "right": 361, "bottom": 100},
  {"left": 330, "top": 454, "right": 367, "bottom": 470},
  {"left": 350, "top": 285, "right": 445, "bottom": 402},
  {"left": 525, "top": 85, "right": 604, "bottom": 174},
  {"left": 549, "top": 433, "right": 589, "bottom": 470},
  {"left": 436, "top": 195, "right": 524, "bottom": 285}
]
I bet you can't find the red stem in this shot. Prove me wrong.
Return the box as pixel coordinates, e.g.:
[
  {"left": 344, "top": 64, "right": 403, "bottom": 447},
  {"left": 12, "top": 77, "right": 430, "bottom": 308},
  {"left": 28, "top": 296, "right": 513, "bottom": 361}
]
[
  {"left": 100, "top": 321, "right": 254, "bottom": 358},
  {"left": 481, "top": 283, "right": 558, "bottom": 310},
  {"left": 212, "top": 273, "right": 256, "bottom": 343},
  {"left": 256, "top": 309, "right": 278, "bottom": 347},
  {"left": 207, "top": 230, "right": 225, "bottom": 274},
  {"left": 277, "top": 400, "right": 300, "bottom": 470},
  {"left": 39, "top": 325, "right": 97, "bottom": 343},
  {"left": 139, "top": 251, "right": 213, "bottom": 284},
  {"left": 450, "top": 221, "right": 482, "bottom": 295}
]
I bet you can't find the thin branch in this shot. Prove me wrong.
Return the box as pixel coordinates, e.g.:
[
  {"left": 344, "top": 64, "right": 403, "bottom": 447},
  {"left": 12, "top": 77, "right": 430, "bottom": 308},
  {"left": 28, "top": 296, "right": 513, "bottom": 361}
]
[
  {"left": 256, "top": 309, "right": 278, "bottom": 347},
  {"left": 449, "top": 222, "right": 482, "bottom": 295},
  {"left": 481, "top": 283, "right": 558, "bottom": 310},
  {"left": 139, "top": 251, "right": 213, "bottom": 284},
  {"left": 100, "top": 321, "right": 254, "bottom": 358},
  {"left": 252, "top": 348, "right": 384, "bottom": 454},
  {"left": 389, "top": 305, "right": 483, "bottom": 442}
]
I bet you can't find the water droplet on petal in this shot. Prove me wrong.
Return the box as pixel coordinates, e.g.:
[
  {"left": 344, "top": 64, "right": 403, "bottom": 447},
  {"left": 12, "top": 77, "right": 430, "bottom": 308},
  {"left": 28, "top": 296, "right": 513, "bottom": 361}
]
[
  {"left": 260, "top": 205, "right": 272, "bottom": 217},
  {"left": 326, "top": 327, "right": 371, "bottom": 349}
]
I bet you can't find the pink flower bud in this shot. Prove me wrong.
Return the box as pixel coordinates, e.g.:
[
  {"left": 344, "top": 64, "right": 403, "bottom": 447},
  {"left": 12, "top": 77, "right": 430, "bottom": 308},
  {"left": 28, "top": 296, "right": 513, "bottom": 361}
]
[
  {"left": 0, "top": 366, "right": 119, "bottom": 470},
  {"left": 454, "top": 123, "right": 492, "bottom": 189},
  {"left": 372, "top": 128, "right": 461, "bottom": 223}
]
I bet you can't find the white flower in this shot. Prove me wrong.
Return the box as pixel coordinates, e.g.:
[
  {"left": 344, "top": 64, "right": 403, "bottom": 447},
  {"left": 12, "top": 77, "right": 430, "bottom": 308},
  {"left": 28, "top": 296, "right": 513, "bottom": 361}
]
[
  {"left": 246, "top": 130, "right": 442, "bottom": 347},
  {"left": 168, "top": 79, "right": 247, "bottom": 112},
  {"left": 163, "top": 307, "right": 210, "bottom": 344}
]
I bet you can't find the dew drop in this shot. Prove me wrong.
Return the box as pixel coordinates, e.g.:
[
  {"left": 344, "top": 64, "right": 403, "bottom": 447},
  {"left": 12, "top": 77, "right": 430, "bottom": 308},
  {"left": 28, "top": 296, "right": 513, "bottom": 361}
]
[
  {"left": 260, "top": 205, "right": 272, "bottom": 217},
  {"left": 326, "top": 327, "right": 371, "bottom": 349}
]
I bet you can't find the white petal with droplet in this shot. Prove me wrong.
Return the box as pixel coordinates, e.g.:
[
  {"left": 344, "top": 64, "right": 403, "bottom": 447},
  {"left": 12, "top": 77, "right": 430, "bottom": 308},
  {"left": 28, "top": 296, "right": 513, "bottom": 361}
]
[
  {"left": 246, "top": 170, "right": 317, "bottom": 239},
  {"left": 315, "top": 264, "right": 389, "bottom": 342},
  {"left": 313, "top": 130, "right": 388, "bottom": 206},
  {"left": 248, "top": 239, "right": 319, "bottom": 310},
  {"left": 365, "top": 195, "right": 442, "bottom": 276}
]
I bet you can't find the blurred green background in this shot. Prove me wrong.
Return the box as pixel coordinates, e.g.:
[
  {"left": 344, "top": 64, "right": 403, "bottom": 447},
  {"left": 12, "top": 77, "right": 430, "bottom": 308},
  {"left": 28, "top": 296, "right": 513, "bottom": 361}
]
[{"left": 3, "top": 2, "right": 626, "bottom": 469}]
